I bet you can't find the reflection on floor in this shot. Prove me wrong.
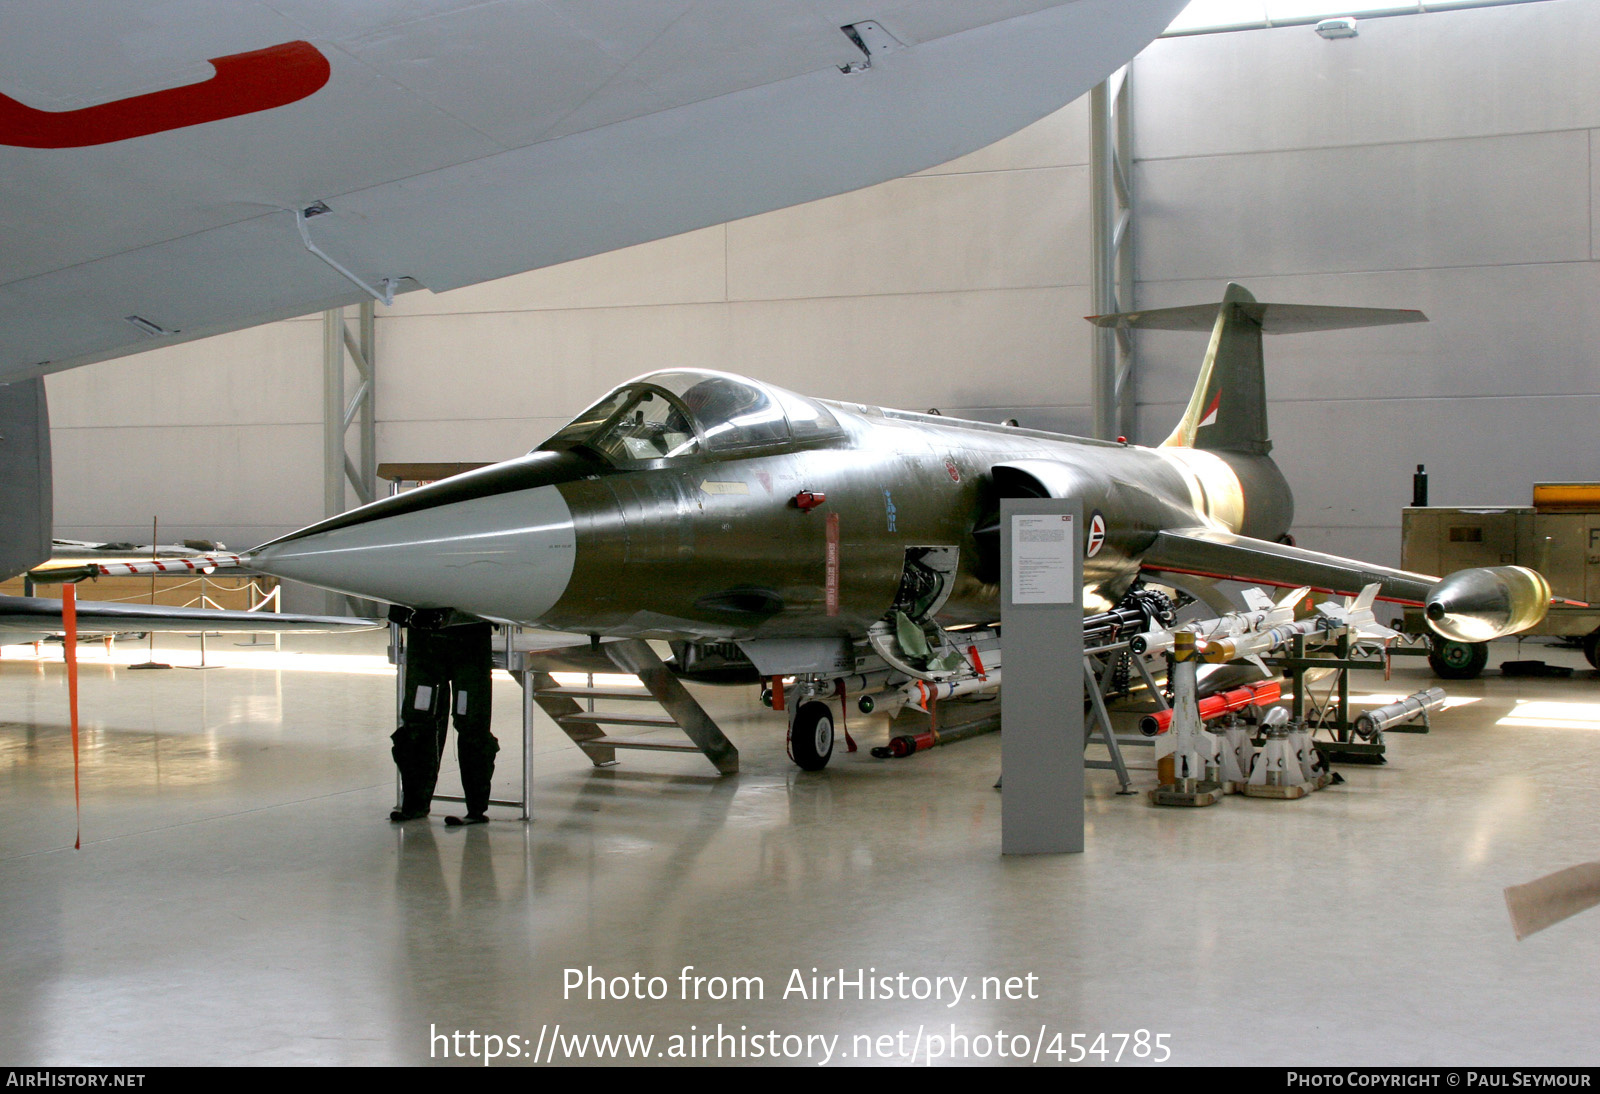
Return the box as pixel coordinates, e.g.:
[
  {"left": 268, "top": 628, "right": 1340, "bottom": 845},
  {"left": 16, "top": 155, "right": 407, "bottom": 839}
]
[{"left": 2, "top": 632, "right": 1598, "bottom": 1065}]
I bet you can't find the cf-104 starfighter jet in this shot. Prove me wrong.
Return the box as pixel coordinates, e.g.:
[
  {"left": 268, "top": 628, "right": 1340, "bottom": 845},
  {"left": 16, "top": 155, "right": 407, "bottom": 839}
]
[{"left": 138, "top": 284, "right": 1559, "bottom": 769}]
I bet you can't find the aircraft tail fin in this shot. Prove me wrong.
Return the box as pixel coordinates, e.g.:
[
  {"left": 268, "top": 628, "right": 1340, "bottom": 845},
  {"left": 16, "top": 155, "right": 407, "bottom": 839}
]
[{"left": 1087, "top": 283, "right": 1425, "bottom": 455}]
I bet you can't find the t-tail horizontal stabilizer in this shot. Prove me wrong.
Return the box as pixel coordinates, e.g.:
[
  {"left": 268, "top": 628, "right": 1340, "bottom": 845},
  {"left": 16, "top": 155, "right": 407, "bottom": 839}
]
[{"left": 1088, "top": 282, "right": 1427, "bottom": 456}]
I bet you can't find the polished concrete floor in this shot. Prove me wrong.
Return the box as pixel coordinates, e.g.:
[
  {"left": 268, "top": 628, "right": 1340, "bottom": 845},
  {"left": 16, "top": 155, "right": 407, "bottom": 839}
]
[{"left": 2, "top": 631, "right": 1598, "bottom": 1066}]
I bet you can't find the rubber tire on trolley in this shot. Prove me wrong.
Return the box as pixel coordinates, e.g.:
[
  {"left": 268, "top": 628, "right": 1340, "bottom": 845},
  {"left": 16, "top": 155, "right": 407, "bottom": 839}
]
[
  {"left": 1428, "top": 636, "right": 1489, "bottom": 680},
  {"left": 1584, "top": 629, "right": 1600, "bottom": 670},
  {"left": 787, "top": 701, "right": 835, "bottom": 771}
]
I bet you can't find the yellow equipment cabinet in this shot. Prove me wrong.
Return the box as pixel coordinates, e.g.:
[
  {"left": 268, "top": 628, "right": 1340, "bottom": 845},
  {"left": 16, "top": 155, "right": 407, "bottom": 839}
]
[{"left": 1402, "top": 483, "right": 1600, "bottom": 669}]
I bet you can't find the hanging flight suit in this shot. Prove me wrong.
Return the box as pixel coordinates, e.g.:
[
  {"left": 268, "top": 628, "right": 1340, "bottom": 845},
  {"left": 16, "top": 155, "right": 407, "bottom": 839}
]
[{"left": 390, "top": 609, "right": 499, "bottom": 823}]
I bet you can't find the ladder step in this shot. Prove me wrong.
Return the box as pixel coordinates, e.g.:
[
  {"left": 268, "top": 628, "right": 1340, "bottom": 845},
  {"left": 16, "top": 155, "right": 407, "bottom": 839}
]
[
  {"left": 537, "top": 686, "right": 653, "bottom": 700},
  {"left": 558, "top": 711, "right": 680, "bottom": 728},
  {"left": 580, "top": 736, "right": 705, "bottom": 754}
]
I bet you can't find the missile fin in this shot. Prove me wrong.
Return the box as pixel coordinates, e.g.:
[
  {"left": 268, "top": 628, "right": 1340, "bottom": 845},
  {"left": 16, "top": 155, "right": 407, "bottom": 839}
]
[
  {"left": 1241, "top": 587, "right": 1275, "bottom": 612},
  {"left": 1275, "top": 585, "right": 1311, "bottom": 611}
]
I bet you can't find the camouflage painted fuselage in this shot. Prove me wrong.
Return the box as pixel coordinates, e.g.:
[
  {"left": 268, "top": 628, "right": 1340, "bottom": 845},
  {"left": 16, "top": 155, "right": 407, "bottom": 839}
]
[{"left": 539, "top": 401, "right": 1291, "bottom": 639}]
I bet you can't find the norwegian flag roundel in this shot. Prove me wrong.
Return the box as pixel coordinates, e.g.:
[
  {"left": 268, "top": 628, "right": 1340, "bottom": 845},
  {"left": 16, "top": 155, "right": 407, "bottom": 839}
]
[{"left": 1086, "top": 511, "right": 1107, "bottom": 558}]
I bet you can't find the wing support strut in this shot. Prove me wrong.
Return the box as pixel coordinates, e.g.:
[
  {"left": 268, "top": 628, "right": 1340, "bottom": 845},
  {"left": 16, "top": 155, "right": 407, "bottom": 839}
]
[{"left": 295, "top": 205, "right": 400, "bottom": 306}]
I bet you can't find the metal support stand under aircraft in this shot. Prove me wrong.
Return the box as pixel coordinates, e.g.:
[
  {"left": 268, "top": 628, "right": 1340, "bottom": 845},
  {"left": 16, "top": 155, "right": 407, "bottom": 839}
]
[
  {"left": 1089, "top": 66, "right": 1137, "bottom": 442},
  {"left": 509, "top": 632, "right": 738, "bottom": 776},
  {"left": 390, "top": 629, "right": 737, "bottom": 822},
  {"left": 322, "top": 301, "right": 377, "bottom": 617},
  {"left": 1083, "top": 637, "right": 1168, "bottom": 794}
]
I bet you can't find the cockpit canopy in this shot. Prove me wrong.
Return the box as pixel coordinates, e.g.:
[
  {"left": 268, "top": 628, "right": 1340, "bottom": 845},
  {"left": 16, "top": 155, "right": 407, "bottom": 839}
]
[{"left": 540, "top": 370, "right": 841, "bottom": 465}]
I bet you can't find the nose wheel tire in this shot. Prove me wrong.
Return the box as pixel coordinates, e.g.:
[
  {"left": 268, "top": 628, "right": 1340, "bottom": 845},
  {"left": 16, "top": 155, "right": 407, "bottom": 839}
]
[
  {"left": 1428, "top": 636, "right": 1488, "bottom": 680},
  {"left": 788, "top": 701, "right": 835, "bottom": 771}
]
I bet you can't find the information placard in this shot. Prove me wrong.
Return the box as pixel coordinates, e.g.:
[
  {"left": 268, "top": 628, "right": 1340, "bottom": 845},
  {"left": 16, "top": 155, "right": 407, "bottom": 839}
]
[
  {"left": 1000, "top": 499, "right": 1084, "bottom": 855},
  {"left": 1009, "top": 513, "right": 1076, "bottom": 606}
]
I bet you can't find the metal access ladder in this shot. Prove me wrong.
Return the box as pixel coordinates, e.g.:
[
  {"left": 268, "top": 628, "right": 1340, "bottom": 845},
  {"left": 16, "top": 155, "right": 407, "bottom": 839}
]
[
  {"left": 1082, "top": 638, "right": 1169, "bottom": 794},
  {"left": 508, "top": 634, "right": 738, "bottom": 776}
]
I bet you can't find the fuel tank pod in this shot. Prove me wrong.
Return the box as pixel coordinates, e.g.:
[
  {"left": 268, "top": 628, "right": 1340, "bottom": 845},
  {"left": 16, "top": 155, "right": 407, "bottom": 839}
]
[{"left": 1423, "top": 565, "right": 1550, "bottom": 643}]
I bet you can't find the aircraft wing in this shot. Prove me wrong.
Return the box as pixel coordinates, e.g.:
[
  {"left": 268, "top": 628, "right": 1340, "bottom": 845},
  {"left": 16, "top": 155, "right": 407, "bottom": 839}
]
[
  {"left": 30, "top": 552, "right": 251, "bottom": 583},
  {"left": 0, "top": 594, "right": 380, "bottom": 636},
  {"left": 1139, "top": 528, "right": 1436, "bottom": 607},
  {"left": 0, "top": 0, "right": 1188, "bottom": 381}
]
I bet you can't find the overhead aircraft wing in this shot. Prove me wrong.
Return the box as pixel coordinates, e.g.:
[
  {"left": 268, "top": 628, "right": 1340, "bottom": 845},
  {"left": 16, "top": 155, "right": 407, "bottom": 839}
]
[
  {"left": 0, "top": 594, "right": 379, "bottom": 636},
  {"left": 0, "top": 0, "right": 1188, "bottom": 381},
  {"left": 1139, "top": 528, "right": 1437, "bottom": 607}
]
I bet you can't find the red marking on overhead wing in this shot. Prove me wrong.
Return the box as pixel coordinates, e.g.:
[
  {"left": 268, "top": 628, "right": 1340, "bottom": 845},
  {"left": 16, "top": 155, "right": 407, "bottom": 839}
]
[
  {"left": 1198, "top": 390, "right": 1221, "bottom": 428},
  {"left": 0, "top": 40, "right": 330, "bottom": 149}
]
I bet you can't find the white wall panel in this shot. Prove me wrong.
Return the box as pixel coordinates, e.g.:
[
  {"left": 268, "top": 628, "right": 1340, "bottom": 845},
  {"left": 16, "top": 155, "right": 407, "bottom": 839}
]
[
  {"left": 46, "top": 320, "right": 321, "bottom": 428},
  {"left": 1137, "top": 130, "right": 1591, "bottom": 282},
  {"left": 715, "top": 287, "right": 1090, "bottom": 410},
  {"left": 1133, "top": 263, "right": 1600, "bottom": 407},
  {"left": 51, "top": 424, "right": 323, "bottom": 532},
  {"left": 376, "top": 419, "right": 568, "bottom": 465},
  {"left": 377, "top": 286, "right": 1090, "bottom": 443},
  {"left": 726, "top": 167, "right": 1088, "bottom": 299},
  {"left": 1134, "top": 0, "right": 1600, "bottom": 160},
  {"left": 1274, "top": 393, "right": 1600, "bottom": 540},
  {"left": 376, "top": 306, "right": 736, "bottom": 425},
  {"left": 46, "top": 324, "right": 324, "bottom": 554}
]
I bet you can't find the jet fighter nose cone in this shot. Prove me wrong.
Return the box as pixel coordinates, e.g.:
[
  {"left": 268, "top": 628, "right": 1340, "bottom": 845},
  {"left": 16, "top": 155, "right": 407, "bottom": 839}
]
[
  {"left": 1423, "top": 565, "right": 1550, "bottom": 643},
  {"left": 251, "top": 484, "right": 576, "bottom": 621}
]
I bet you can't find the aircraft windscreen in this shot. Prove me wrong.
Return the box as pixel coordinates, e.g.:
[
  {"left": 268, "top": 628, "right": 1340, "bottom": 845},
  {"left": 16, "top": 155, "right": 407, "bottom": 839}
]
[
  {"left": 584, "top": 388, "right": 700, "bottom": 463},
  {"left": 545, "top": 389, "right": 630, "bottom": 450},
  {"left": 541, "top": 370, "right": 839, "bottom": 462},
  {"left": 677, "top": 375, "right": 789, "bottom": 450},
  {"left": 541, "top": 384, "right": 700, "bottom": 463}
]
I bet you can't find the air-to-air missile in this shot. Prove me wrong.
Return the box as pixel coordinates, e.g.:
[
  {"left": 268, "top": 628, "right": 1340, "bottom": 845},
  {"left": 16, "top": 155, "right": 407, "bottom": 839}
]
[
  {"left": 1129, "top": 585, "right": 1309, "bottom": 660},
  {"left": 110, "top": 284, "right": 1561, "bottom": 770},
  {"left": 1199, "top": 583, "right": 1398, "bottom": 665}
]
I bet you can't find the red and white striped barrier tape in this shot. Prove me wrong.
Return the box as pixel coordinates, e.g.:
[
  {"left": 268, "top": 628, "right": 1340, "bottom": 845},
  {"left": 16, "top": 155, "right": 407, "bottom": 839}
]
[{"left": 86, "top": 552, "right": 248, "bottom": 577}]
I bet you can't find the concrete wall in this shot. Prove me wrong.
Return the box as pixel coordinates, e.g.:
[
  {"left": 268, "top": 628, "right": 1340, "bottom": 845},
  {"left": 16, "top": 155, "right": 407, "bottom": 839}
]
[{"left": 45, "top": 0, "right": 1600, "bottom": 596}]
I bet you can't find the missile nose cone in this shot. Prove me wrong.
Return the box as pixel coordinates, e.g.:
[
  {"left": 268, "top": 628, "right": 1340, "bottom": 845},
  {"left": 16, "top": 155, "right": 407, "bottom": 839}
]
[
  {"left": 251, "top": 484, "right": 576, "bottom": 621},
  {"left": 1423, "top": 565, "right": 1550, "bottom": 643}
]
